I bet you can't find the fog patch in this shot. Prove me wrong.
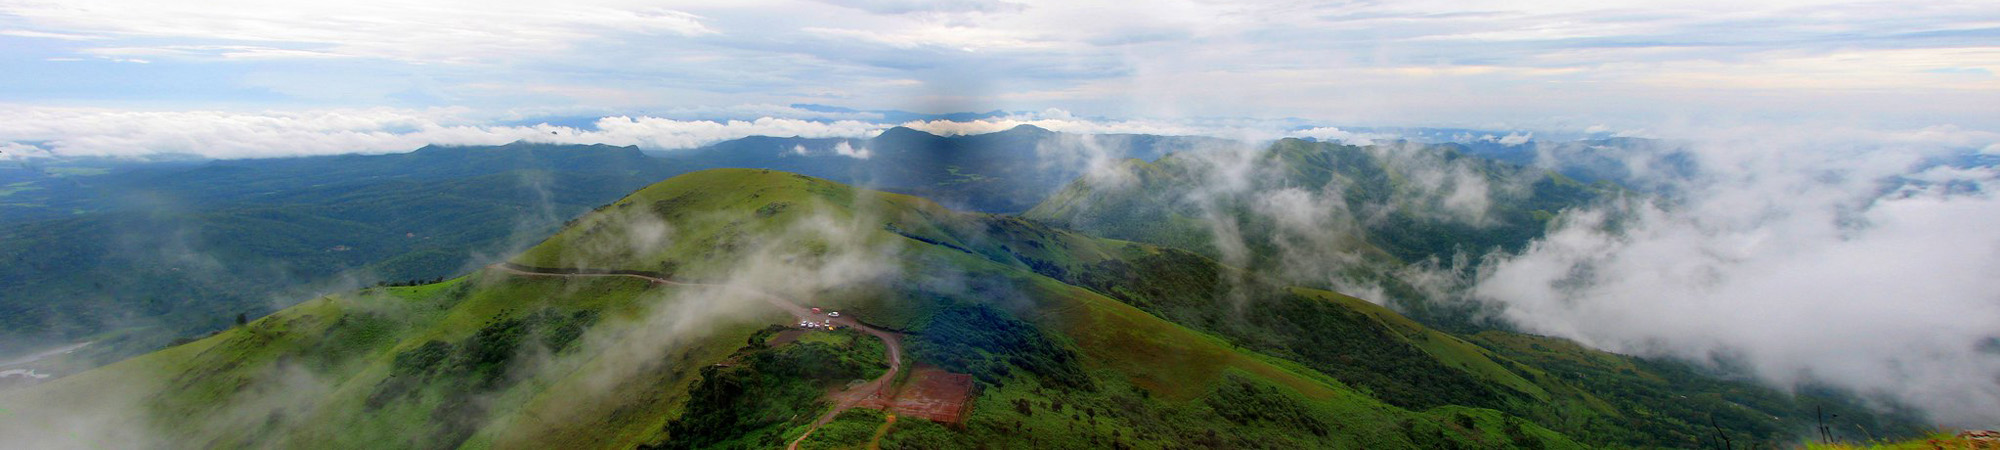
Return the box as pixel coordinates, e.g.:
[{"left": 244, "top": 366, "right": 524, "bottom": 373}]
[
  {"left": 1289, "top": 126, "right": 1389, "bottom": 145},
  {"left": 1035, "top": 134, "right": 1135, "bottom": 190},
  {"left": 0, "top": 181, "right": 909, "bottom": 447},
  {"left": 473, "top": 190, "right": 904, "bottom": 444},
  {"left": 1471, "top": 125, "right": 2000, "bottom": 425},
  {"left": 832, "top": 141, "right": 872, "bottom": 159},
  {"left": 785, "top": 140, "right": 872, "bottom": 159},
  {"left": 1065, "top": 136, "right": 1527, "bottom": 309}
]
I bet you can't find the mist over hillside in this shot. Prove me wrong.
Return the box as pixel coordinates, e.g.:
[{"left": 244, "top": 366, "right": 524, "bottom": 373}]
[{"left": 3, "top": 0, "right": 1997, "bottom": 447}]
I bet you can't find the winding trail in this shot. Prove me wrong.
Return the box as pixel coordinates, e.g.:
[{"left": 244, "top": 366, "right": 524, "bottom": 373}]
[
  {"left": 487, "top": 263, "right": 904, "bottom": 450},
  {"left": 866, "top": 413, "right": 897, "bottom": 450}
]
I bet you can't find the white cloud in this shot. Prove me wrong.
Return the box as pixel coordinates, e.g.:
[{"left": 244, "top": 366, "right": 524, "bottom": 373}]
[
  {"left": 781, "top": 140, "right": 871, "bottom": 159},
  {"left": 0, "top": 29, "right": 105, "bottom": 40},
  {"left": 586, "top": 116, "right": 883, "bottom": 149},
  {"left": 831, "top": 140, "right": 871, "bottom": 159},
  {"left": 897, "top": 110, "right": 1287, "bottom": 140},
  {"left": 1289, "top": 126, "right": 1391, "bottom": 145},
  {"left": 0, "top": 106, "right": 888, "bottom": 159},
  {"left": 84, "top": 45, "right": 352, "bottom": 60},
  {"left": 814, "top": 0, "right": 1027, "bottom": 15},
  {"left": 0, "top": 0, "right": 714, "bottom": 63},
  {"left": 803, "top": 25, "right": 1057, "bottom": 52},
  {"left": 0, "top": 105, "right": 1363, "bottom": 160},
  {"left": 0, "top": 0, "right": 1995, "bottom": 127},
  {"left": 1471, "top": 124, "right": 2000, "bottom": 425},
  {"left": 0, "top": 142, "right": 53, "bottom": 160}
]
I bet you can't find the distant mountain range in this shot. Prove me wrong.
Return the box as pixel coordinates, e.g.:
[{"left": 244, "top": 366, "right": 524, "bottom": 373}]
[{"left": 663, "top": 124, "right": 1235, "bottom": 213}]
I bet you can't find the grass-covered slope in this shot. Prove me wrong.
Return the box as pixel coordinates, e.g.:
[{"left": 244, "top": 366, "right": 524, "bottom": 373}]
[
  {"left": 4, "top": 169, "right": 1594, "bottom": 449},
  {"left": 0, "top": 272, "right": 775, "bottom": 449},
  {"left": 1020, "top": 142, "right": 1925, "bottom": 446},
  {"left": 1025, "top": 138, "right": 1615, "bottom": 267}
]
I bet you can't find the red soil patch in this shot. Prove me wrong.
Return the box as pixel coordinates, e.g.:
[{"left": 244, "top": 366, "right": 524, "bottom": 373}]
[{"left": 857, "top": 365, "right": 976, "bottom": 425}]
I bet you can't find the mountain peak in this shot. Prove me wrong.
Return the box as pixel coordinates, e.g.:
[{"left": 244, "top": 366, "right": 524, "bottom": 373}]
[
  {"left": 1003, "top": 124, "right": 1054, "bottom": 135},
  {"left": 874, "top": 126, "right": 941, "bottom": 141}
]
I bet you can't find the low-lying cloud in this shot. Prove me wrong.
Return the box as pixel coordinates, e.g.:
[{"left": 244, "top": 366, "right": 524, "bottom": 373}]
[
  {"left": 0, "top": 106, "right": 889, "bottom": 160},
  {"left": 0, "top": 105, "right": 1412, "bottom": 161},
  {"left": 1472, "top": 124, "right": 2000, "bottom": 425},
  {"left": 0, "top": 179, "right": 909, "bottom": 448}
]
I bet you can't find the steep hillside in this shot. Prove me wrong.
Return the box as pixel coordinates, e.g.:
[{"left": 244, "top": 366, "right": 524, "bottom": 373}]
[
  {"left": 1, "top": 169, "right": 1916, "bottom": 449},
  {"left": 1019, "top": 141, "right": 1926, "bottom": 445},
  {"left": 1023, "top": 138, "right": 1617, "bottom": 328},
  {"left": 1, "top": 169, "right": 1586, "bottom": 449},
  {"left": 1026, "top": 138, "right": 1615, "bottom": 266}
]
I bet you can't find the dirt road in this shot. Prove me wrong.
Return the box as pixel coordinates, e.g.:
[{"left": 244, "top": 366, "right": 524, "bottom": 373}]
[{"left": 487, "top": 263, "right": 904, "bottom": 450}]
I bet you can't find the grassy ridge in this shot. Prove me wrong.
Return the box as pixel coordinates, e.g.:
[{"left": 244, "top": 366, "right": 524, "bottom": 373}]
[
  {"left": 503, "top": 169, "right": 1581, "bottom": 448},
  {"left": 0, "top": 168, "right": 1899, "bottom": 449}
]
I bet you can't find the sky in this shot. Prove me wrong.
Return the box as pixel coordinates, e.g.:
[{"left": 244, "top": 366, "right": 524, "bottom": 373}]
[{"left": 1, "top": 0, "right": 1997, "bottom": 159}]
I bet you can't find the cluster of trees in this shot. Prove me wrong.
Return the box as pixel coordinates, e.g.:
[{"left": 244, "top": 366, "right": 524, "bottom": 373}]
[
  {"left": 905, "top": 303, "right": 1092, "bottom": 391},
  {"left": 1034, "top": 247, "right": 1506, "bottom": 411},
  {"left": 365, "top": 307, "right": 599, "bottom": 448},
  {"left": 1469, "top": 332, "right": 1929, "bottom": 447},
  {"left": 650, "top": 326, "right": 885, "bottom": 450},
  {"left": 375, "top": 276, "right": 446, "bottom": 287},
  {"left": 1206, "top": 376, "right": 1330, "bottom": 436}
]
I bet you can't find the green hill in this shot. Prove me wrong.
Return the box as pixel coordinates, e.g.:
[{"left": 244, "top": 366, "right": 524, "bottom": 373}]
[
  {"left": 0, "top": 169, "right": 1918, "bottom": 448},
  {"left": 1022, "top": 141, "right": 1931, "bottom": 444},
  {"left": 1, "top": 169, "right": 1590, "bottom": 449},
  {"left": 0, "top": 142, "right": 685, "bottom": 364},
  {"left": 1023, "top": 138, "right": 1618, "bottom": 329},
  {"left": 1026, "top": 138, "right": 1611, "bottom": 267}
]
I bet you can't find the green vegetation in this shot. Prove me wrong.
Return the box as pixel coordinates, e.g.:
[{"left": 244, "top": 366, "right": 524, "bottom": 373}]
[
  {"left": 795, "top": 408, "right": 887, "bottom": 450},
  {"left": 1015, "top": 241, "right": 1521, "bottom": 410},
  {"left": 0, "top": 142, "right": 684, "bottom": 362},
  {"left": 670, "top": 126, "right": 1225, "bottom": 213},
  {"left": 0, "top": 168, "right": 1925, "bottom": 449},
  {"left": 1803, "top": 431, "right": 1991, "bottom": 449},
  {"left": 1468, "top": 331, "right": 1929, "bottom": 446},
  {"left": 652, "top": 326, "right": 887, "bottom": 450},
  {"left": 905, "top": 303, "right": 1091, "bottom": 390},
  {"left": 0, "top": 181, "right": 39, "bottom": 198},
  {"left": 1206, "top": 374, "right": 1329, "bottom": 436},
  {"left": 42, "top": 167, "right": 113, "bottom": 177},
  {"left": 1023, "top": 139, "right": 1616, "bottom": 328}
]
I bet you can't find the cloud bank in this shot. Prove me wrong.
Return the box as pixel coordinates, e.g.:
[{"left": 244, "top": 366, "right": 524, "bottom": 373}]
[
  {"left": 1472, "top": 125, "right": 2000, "bottom": 425},
  {"left": 0, "top": 105, "right": 1403, "bottom": 160},
  {"left": 0, "top": 106, "right": 890, "bottom": 159}
]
